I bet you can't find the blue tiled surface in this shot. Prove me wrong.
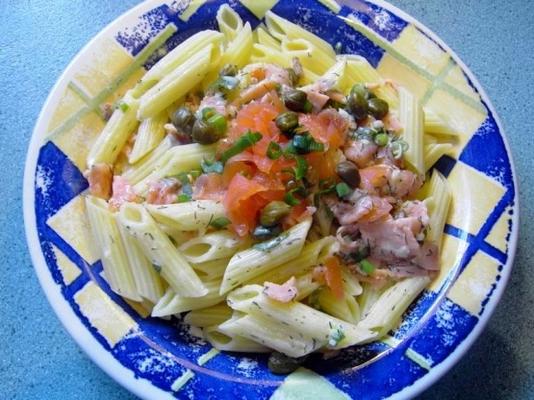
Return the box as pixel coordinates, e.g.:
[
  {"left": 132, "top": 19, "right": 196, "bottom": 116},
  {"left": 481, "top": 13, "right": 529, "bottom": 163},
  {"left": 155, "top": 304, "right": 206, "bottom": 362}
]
[{"left": 0, "top": 1, "right": 532, "bottom": 399}]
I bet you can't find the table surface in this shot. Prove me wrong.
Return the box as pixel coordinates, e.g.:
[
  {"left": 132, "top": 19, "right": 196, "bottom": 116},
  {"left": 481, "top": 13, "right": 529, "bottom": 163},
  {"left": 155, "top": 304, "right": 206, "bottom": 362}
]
[{"left": 1, "top": 1, "right": 532, "bottom": 399}]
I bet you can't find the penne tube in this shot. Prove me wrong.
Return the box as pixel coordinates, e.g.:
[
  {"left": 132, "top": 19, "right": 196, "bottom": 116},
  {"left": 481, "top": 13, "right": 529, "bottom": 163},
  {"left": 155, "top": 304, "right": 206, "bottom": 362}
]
[
  {"left": 358, "top": 276, "right": 430, "bottom": 336},
  {"left": 87, "top": 90, "right": 139, "bottom": 168},
  {"left": 117, "top": 219, "right": 165, "bottom": 304},
  {"left": 184, "top": 303, "right": 232, "bottom": 327},
  {"left": 138, "top": 44, "right": 217, "bottom": 119},
  {"left": 220, "top": 219, "right": 312, "bottom": 294},
  {"left": 399, "top": 86, "right": 425, "bottom": 174},
  {"left": 117, "top": 203, "right": 207, "bottom": 298},
  {"left": 145, "top": 200, "right": 226, "bottom": 232},
  {"left": 128, "top": 112, "right": 167, "bottom": 164},
  {"left": 85, "top": 196, "right": 141, "bottom": 301}
]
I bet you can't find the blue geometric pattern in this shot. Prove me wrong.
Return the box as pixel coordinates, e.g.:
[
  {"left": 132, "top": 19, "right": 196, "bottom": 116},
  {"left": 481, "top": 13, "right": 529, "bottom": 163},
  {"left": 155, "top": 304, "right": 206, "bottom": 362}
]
[{"left": 30, "top": 0, "right": 517, "bottom": 398}]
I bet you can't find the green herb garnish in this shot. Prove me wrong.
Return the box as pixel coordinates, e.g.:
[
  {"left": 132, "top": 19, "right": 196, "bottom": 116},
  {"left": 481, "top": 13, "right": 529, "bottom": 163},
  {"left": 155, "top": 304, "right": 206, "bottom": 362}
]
[
  {"left": 221, "top": 131, "right": 262, "bottom": 163},
  {"left": 360, "top": 259, "right": 376, "bottom": 274},
  {"left": 291, "top": 134, "right": 325, "bottom": 154},
  {"left": 328, "top": 326, "right": 345, "bottom": 347},
  {"left": 335, "top": 182, "right": 351, "bottom": 198},
  {"left": 209, "top": 216, "right": 231, "bottom": 229},
  {"left": 118, "top": 102, "right": 130, "bottom": 112},
  {"left": 294, "top": 156, "right": 308, "bottom": 180},
  {"left": 266, "top": 141, "right": 282, "bottom": 160}
]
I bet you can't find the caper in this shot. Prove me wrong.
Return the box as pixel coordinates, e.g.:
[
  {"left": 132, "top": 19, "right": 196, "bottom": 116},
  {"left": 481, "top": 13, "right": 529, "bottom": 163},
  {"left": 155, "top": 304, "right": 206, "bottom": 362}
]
[
  {"left": 283, "top": 89, "right": 308, "bottom": 112},
  {"left": 275, "top": 112, "right": 299, "bottom": 136},
  {"left": 260, "top": 201, "right": 291, "bottom": 227},
  {"left": 336, "top": 160, "right": 361, "bottom": 188},
  {"left": 191, "top": 119, "right": 222, "bottom": 144},
  {"left": 171, "top": 106, "right": 195, "bottom": 135},
  {"left": 347, "top": 84, "right": 369, "bottom": 120},
  {"left": 368, "top": 97, "right": 389, "bottom": 119},
  {"left": 268, "top": 352, "right": 307, "bottom": 375},
  {"left": 219, "top": 63, "right": 238, "bottom": 77},
  {"left": 252, "top": 224, "right": 282, "bottom": 240}
]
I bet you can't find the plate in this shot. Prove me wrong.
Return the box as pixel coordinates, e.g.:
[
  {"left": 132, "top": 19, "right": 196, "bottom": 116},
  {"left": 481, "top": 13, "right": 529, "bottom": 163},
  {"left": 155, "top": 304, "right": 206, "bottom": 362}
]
[{"left": 23, "top": 0, "right": 518, "bottom": 398}]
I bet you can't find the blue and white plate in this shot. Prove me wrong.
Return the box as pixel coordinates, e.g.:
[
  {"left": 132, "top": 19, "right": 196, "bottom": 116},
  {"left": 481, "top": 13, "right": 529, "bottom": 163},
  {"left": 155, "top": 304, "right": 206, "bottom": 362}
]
[{"left": 23, "top": 1, "right": 518, "bottom": 399}]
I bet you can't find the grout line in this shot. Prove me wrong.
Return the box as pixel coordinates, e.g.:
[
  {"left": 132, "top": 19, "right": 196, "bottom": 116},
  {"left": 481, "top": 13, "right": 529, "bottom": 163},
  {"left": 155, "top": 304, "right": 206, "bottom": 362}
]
[
  {"left": 420, "top": 57, "right": 456, "bottom": 106},
  {"left": 47, "top": 24, "right": 177, "bottom": 141}
]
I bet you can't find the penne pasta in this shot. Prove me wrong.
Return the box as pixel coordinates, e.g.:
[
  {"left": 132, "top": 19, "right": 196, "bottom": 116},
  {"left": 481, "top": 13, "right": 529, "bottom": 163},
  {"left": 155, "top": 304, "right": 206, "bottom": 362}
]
[
  {"left": 117, "top": 203, "right": 207, "bottom": 298},
  {"left": 145, "top": 200, "right": 226, "bottom": 232},
  {"left": 128, "top": 112, "right": 167, "bottom": 164},
  {"left": 85, "top": 196, "right": 140, "bottom": 301},
  {"left": 399, "top": 86, "right": 425, "bottom": 174},
  {"left": 184, "top": 303, "right": 232, "bottom": 327},
  {"left": 216, "top": 4, "right": 243, "bottom": 42},
  {"left": 220, "top": 219, "right": 312, "bottom": 294}
]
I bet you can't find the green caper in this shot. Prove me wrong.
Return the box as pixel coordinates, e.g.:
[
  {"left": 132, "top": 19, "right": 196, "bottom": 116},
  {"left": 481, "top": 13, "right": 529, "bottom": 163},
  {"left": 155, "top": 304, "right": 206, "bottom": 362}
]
[
  {"left": 191, "top": 119, "right": 222, "bottom": 144},
  {"left": 268, "top": 352, "right": 307, "bottom": 375},
  {"left": 336, "top": 160, "right": 360, "bottom": 188},
  {"left": 368, "top": 97, "right": 389, "bottom": 119},
  {"left": 283, "top": 89, "right": 308, "bottom": 112},
  {"left": 171, "top": 106, "right": 195, "bottom": 135},
  {"left": 252, "top": 224, "right": 282, "bottom": 240},
  {"left": 219, "top": 63, "right": 238, "bottom": 77},
  {"left": 347, "top": 84, "right": 369, "bottom": 120},
  {"left": 275, "top": 112, "right": 299, "bottom": 136},
  {"left": 260, "top": 201, "right": 291, "bottom": 227}
]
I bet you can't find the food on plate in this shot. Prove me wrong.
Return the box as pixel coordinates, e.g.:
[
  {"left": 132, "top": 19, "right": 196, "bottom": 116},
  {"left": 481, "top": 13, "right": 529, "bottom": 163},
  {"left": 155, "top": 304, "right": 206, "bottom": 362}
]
[{"left": 84, "top": 4, "right": 454, "bottom": 372}]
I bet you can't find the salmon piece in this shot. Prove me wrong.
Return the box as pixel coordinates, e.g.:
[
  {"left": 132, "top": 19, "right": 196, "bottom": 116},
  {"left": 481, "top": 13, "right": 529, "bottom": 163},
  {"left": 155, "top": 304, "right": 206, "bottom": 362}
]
[
  {"left": 344, "top": 139, "right": 378, "bottom": 168},
  {"left": 193, "top": 173, "right": 226, "bottom": 202},
  {"left": 299, "top": 109, "right": 348, "bottom": 149},
  {"left": 263, "top": 277, "right": 298, "bottom": 303},
  {"left": 305, "top": 148, "right": 337, "bottom": 183},
  {"left": 325, "top": 193, "right": 392, "bottom": 225},
  {"left": 146, "top": 178, "right": 181, "bottom": 205},
  {"left": 86, "top": 163, "right": 113, "bottom": 200},
  {"left": 324, "top": 256, "right": 344, "bottom": 299},
  {"left": 223, "top": 173, "right": 284, "bottom": 236},
  {"left": 109, "top": 176, "right": 138, "bottom": 210},
  {"left": 359, "top": 165, "right": 390, "bottom": 195}
]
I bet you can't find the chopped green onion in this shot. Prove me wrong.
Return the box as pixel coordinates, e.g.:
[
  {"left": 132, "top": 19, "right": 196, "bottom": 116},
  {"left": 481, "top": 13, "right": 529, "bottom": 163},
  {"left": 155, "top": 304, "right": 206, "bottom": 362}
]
[
  {"left": 201, "top": 158, "right": 224, "bottom": 174},
  {"left": 335, "top": 182, "right": 351, "bottom": 198},
  {"left": 173, "top": 170, "right": 201, "bottom": 185},
  {"left": 118, "top": 102, "right": 129, "bottom": 112},
  {"left": 176, "top": 193, "right": 191, "bottom": 203},
  {"left": 360, "top": 259, "right": 376, "bottom": 274},
  {"left": 266, "top": 141, "right": 282, "bottom": 160},
  {"left": 292, "top": 134, "right": 324, "bottom": 154},
  {"left": 210, "top": 216, "right": 231, "bottom": 229},
  {"left": 284, "top": 188, "right": 301, "bottom": 206},
  {"left": 206, "top": 113, "right": 227, "bottom": 135},
  {"left": 390, "top": 139, "right": 409, "bottom": 159},
  {"left": 221, "top": 131, "right": 263, "bottom": 163},
  {"left": 294, "top": 156, "right": 308, "bottom": 180}
]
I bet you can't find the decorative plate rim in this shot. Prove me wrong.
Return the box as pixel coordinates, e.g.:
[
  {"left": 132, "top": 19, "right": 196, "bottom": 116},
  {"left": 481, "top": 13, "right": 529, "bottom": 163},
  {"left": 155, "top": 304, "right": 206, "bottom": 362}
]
[{"left": 22, "top": 1, "right": 519, "bottom": 399}]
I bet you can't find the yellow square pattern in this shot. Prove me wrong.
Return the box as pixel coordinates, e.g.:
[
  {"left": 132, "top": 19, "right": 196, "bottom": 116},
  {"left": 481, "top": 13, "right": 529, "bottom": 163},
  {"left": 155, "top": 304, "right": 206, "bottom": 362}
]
[
  {"left": 51, "top": 244, "right": 81, "bottom": 285},
  {"left": 425, "top": 88, "right": 487, "bottom": 158},
  {"left": 75, "top": 281, "right": 137, "bottom": 347},
  {"left": 446, "top": 161, "right": 506, "bottom": 236},
  {"left": 448, "top": 251, "right": 500, "bottom": 315},
  {"left": 47, "top": 195, "right": 99, "bottom": 265},
  {"left": 102, "top": 68, "right": 145, "bottom": 107},
  {"left": 392, "top": 24, "right": 450, "bottom": 76},
  {"left": 50, "top": 111, "right": 105, "bottom": 171},
  {"left": 377, "top": 53, "right": 431, "bottom": 100},
  {"left": 179, "top": 0, "right": 208, "bottom": 22},
  {"left": 72, "top": 37, "right": 134, "bottom": 98},
  {"left": 485, "top": 207, "right": 512, "bottom": 254},
  {"left": 46, "top": 87, "right": 86, "bottom": 134},
  {"left": 444, "top": 65, "right": 481, "bottom": 102},
  {"left": 239, "top": 0, "right": 280, "bottom": 19},
  {"left": 428, "top": 234, "right": 468, "bottom": 292}
]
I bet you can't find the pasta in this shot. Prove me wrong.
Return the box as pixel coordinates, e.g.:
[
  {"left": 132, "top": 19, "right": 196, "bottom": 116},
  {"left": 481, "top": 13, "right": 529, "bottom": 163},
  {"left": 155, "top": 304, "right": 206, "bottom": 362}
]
[{"left": 84, "top": 5, "right": 452, "bottom": 368}]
